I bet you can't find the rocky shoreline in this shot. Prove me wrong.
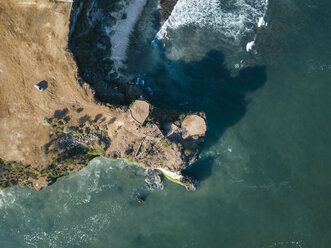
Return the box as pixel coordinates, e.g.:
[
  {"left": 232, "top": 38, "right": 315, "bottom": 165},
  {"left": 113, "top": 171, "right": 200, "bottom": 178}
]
[
  {"left": 159, "top": 0, "right": 178, "bottom": 25},
  {"left": 0, "top": 0, "right": 205, "bottom": 191},
  {"left": 68, "top": 0, "right": 179, "bottom": 104}
]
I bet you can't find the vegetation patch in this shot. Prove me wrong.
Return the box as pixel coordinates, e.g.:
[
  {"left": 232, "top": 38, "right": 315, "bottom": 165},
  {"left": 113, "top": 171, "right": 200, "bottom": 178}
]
[
  {"left": 160, "top": 140, "right": 171, "bottom": 149},
  {"left": 161, "top": 171, "right": 185, "bottom": 186},
  {"left": 184, "top": 149, "right": 192, "bottom": 157},
  {"left": 0, "top": 158, "right": 41, "bottom": 189},
  {"left": 42, "top": 117, "right": 52, "bottom": 126}
]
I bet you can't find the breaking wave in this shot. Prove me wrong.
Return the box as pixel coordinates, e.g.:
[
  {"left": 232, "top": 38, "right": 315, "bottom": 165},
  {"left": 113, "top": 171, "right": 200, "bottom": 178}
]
[{"left": 156, "top": 0, "right": 269, "bottom": 64}]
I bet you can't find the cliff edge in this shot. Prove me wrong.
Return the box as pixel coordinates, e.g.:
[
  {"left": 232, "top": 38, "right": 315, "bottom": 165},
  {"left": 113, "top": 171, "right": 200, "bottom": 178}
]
[{"left": 0, "top": 0, "right": 206, "bottom": 191}]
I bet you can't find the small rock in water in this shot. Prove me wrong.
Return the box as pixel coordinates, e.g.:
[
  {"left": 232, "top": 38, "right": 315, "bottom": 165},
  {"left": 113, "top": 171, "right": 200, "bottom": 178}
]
[
  {"left": 246, "top": 41, "right": 255, "bottom": 52},
  {"left": 136, "top": 195, "right": 144, "bottom": 204}
]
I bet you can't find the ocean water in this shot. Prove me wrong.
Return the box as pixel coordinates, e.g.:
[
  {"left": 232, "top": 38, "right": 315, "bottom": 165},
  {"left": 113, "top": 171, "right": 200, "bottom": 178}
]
[{"left": 1, "top": 0, "right": 331, "bottom": 247}]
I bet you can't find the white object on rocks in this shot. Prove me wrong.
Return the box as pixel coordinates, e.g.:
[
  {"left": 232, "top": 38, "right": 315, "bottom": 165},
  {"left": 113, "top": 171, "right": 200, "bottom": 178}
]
[
  {"left": 34, "top": 84, "right": 45, "bottom": 91},
  {"left": 257, "top": 17, "right": 267, "bottom": 27},
  {"left": 246, "top": 40, "right": 255, "bottom": 52}
]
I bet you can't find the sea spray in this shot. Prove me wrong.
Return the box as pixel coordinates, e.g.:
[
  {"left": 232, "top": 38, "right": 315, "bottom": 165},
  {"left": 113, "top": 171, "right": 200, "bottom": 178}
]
[
  {"left": 155, "top": 0, "right": 269, "bottom": 65},
  {"left": 108, "top": 0, "right": 148, "bottom": 70}
]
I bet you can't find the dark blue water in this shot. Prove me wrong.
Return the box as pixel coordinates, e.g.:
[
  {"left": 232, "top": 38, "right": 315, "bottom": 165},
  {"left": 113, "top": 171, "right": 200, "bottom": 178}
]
[{"left": 1, "top": 0, "right": 331, "bottom": 247}]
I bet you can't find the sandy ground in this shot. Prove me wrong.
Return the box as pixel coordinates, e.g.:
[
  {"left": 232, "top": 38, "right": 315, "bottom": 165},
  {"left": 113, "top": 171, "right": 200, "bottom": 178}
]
[
  {"left": 0, "top": 0, "right": 109, "bottom": 168},
  {"left": 0, "top": 1, "right": 205, "bottom": 191}
]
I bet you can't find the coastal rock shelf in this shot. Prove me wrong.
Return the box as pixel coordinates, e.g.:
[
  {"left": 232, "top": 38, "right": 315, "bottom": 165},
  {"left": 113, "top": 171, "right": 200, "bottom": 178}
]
[{"left": 0, "top": 0, "right": 206, "bottom": 191}]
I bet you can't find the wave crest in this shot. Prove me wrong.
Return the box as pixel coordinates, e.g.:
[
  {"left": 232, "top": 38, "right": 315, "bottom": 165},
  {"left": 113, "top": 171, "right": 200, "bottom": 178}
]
[{"left": 156, "top": 0, "right": 269, "bottom": 63}]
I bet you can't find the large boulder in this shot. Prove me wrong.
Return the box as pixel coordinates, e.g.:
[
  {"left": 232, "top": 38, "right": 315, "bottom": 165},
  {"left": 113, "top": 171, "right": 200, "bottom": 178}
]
[
  {"left": 130, "top": 100, "right": 150, "bottom": 124},
  {"left": 181, "top": 115, "right": 207, "bottom": 139}
]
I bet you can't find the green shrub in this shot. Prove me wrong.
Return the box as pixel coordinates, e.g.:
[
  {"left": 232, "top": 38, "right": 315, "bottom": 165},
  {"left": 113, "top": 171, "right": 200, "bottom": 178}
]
[
  {"left": 42, "top": 117, "right": 52, "bottom": 126},
  {"left": 42, "top": 144, "right": 49, "bottom": 155},
  {"left": 179, "top": 114, "right": 186, "bottom": 123},
  {"left": 91, "top": 140, "right": 107, "bottom": 154},
  {"left": 106, "top": 103, "right": 116, "bottom": 109},
  {"left": 63, "top": 158, "right": 74, "bottom": 166},
  {"left": 63, "top": 126, "right": 72, "bottom": 134},
  {"left": 184, "top": 149, "right": 192, "bottom": 157},
  {"left": 60, "top": 118, "right": 68, "bottom": 125},
  {"left": 160, "top": 141, "right": 171, "bottom": 149},
  {"left": 100, "top": 124, "right": 107, "bottom": 131},
  {"left": 199, "top": 112, "right": 207, "bottom": 119},
  {"left": 83, "top": 127, "right": 89, "bottom": 135},
  {"left": 100, "top": 141, "right": 107, "bottom": 150},
  {"left": 159, "top": 157, "right": 165, "bottom": 166},
  {"left": 71, "top": 127, "right": 79, "bottom": 134},
  {"left": 146, "top": 116, "right": 154, "bottom": 122}
]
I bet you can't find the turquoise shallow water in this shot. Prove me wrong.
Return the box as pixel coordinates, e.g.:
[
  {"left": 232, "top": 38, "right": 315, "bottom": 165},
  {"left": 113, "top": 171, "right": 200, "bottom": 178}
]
[{"left": 1, "top": 0, "right": 331, "bottom": 247}]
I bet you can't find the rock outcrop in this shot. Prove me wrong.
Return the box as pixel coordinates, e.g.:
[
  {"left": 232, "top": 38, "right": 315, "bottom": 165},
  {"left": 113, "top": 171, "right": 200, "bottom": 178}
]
[
  {"left": 0, "top": 0, "right": 206, "bottom": 191},
  {"left": 130, "top": 100, "right": 150, "bottom": 124},
  {"left": 181, "top": 115, "right": 207, "bottom": 139},
  {"left": 159, "top": 0, "right": 178, "bottom": 25}
]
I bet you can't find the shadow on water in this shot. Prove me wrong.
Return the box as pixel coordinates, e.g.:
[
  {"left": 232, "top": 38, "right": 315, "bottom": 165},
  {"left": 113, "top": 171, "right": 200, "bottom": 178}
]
[
  {"left": 68, "top": 0, "right": 267, "bottom": 184},
  {"left": 141, "top": 50, "right": 267, "bottom": 182},
  {"left": 185, "top": 156, "right": 215, "bottom": 182}
]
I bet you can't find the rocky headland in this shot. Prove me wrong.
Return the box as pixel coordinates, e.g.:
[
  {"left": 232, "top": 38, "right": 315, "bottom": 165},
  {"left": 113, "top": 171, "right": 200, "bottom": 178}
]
[{"left": 0, "top": 0, "right": 205, "bottom": 191}]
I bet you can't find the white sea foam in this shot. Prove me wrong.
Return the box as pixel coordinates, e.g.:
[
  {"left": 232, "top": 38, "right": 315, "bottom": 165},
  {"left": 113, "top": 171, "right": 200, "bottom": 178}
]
[
  {"left": 156, "top": 0, "right": 268, "bottom": 63},
  {"left": 257, "top": 16, "right": 266, "bottom": 27},
  {"left": 246, "top": 40, "right": 255, "bottom": 52},
  {"left": 157, "top": 0, "right": 267, "bottom": 41},
  {"left": 108, "top": 0, "right": 147, "bottom": 69},
  {"left": 0, "top": 190, "right": 17, "bottom": 209}
]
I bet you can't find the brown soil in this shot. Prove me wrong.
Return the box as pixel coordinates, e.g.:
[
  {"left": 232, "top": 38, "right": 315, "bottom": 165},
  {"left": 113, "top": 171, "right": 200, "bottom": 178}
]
[
  {"left": 0, "top": 0, "right": 206, "bottom": 190},
  {"left": 130, "top": 100, "right": 150, "bottom": 124},
  {"left": 0, "top": 0, "right": 101, "bottom": 169}
]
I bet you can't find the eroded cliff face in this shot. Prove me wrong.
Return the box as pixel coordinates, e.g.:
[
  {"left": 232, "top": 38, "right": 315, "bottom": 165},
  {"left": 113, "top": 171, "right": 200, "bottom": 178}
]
[
  {"left": 69, "top": 0, "right": 148, "bottom": 105},
  {"left": 68, "top": 0, "right": 179, "bottom": 104},
  {"left": 0, "top": 0, "right": 206, "bottom": 191},
  {"left": 69, "top": 0, "right": 127, "bottom": 104},
  {"left": 159, "top": 0, "right": 178, "bottom": 25}
]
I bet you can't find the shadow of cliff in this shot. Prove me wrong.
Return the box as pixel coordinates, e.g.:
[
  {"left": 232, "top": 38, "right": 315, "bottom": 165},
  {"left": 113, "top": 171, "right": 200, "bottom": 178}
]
[
  {"left": 184, "top": 156, "right": 215, "bottom": 182},
  {"left": 146, "top": 51, "right": 267, "bottom": 182},
  {"left": 68, "top": 1, "right": 267, "bottom": 184},
  {"left": 68, "top": 0, "right": 123, "bottom": 103}
]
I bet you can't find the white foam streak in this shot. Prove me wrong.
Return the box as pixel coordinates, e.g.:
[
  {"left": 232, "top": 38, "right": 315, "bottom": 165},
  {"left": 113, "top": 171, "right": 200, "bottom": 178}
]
[
  {"left": 246, "top": 40, "right": 255, "bottom": 52},
  {"left": 109, "top": 0, "right": 147, "bottom": 69},
  {"left": 157, "top": 0, "right": 268, "bottom": 43},
  {"left": 156, "top": 0, "right": 269, "bottom": 62},
  {"left": 257, "top": 16, "right": 266, "bottom": 27},
  {"left": 0, "top": 190, "right": 16, "bottom": 209}
]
